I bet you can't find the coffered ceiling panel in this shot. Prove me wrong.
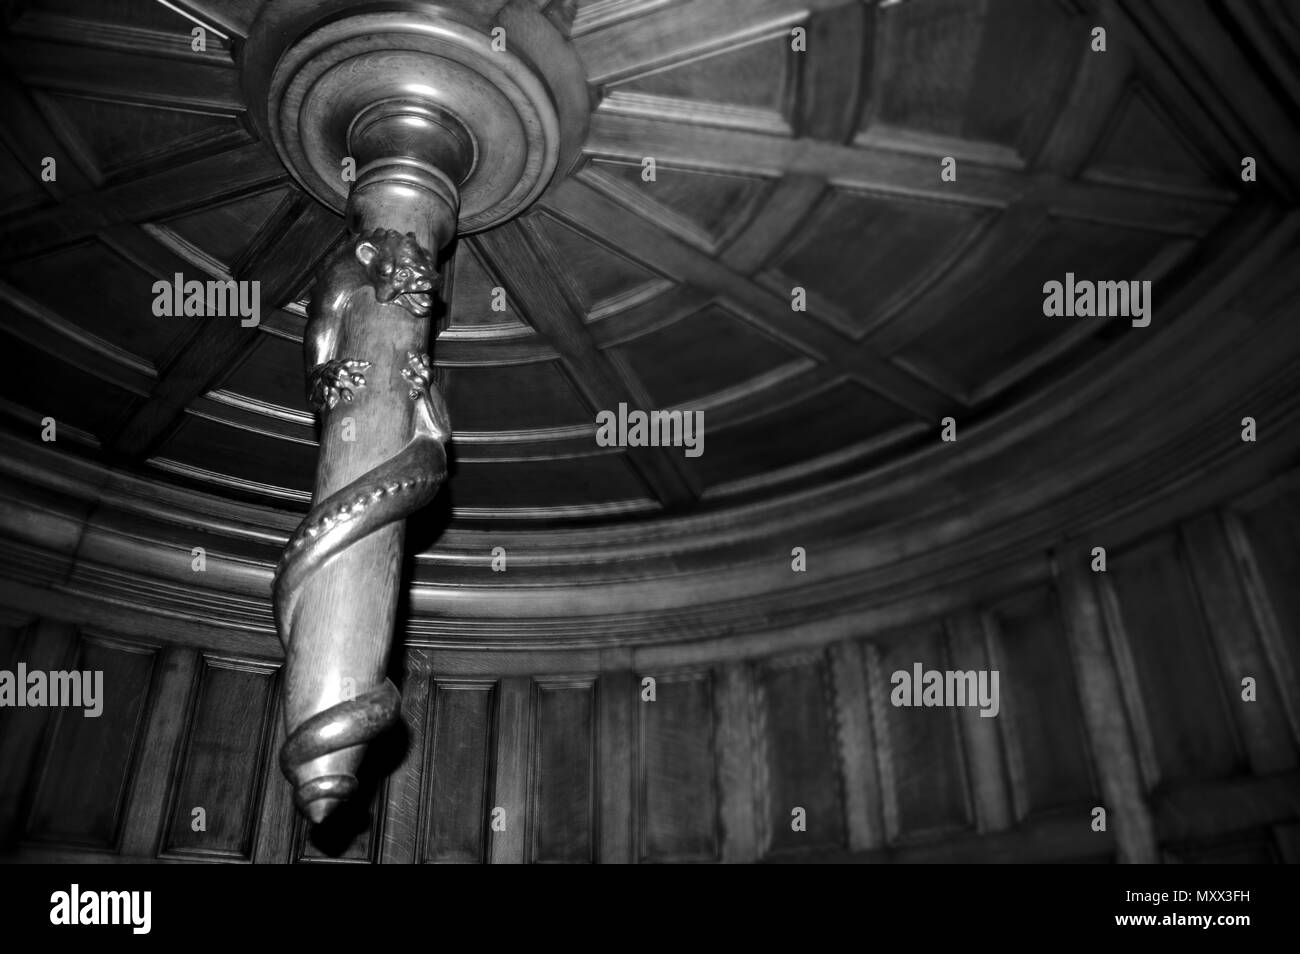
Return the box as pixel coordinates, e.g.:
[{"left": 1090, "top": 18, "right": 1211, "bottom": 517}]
[
  {"left": 866, "top": 0, "right": 1076, "bottom": 156},
  {"left": 893, "top": 217, "right": 1178, "bottom": 398},
  {"left": 159, "top": 187, "right": 293, "bottom": 270},
  {"left": 0, "top": 0, "right": 1296, "bottom": 557},
  {"left": 610, "top": 302, "right": 805, "bottom": 408},
  {"left": 41, "top": 93, "right": 247, "bottom": 181},
  {"left": 0, "top": 239, "right": 192, "bottom": 367},
  {"left": 581, "top": 159, "right": 775, "bottom": 254},
  {"left": 1084, "top": 84, "right": 1221, "bottom": 191},
  {"left": 764, "top": 187, "right": 994, "bottom": 339}
]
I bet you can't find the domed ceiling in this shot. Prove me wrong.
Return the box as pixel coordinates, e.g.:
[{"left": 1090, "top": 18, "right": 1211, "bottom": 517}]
[{"left": 1, "top": 0, "right": 1299, "bottom": 643}]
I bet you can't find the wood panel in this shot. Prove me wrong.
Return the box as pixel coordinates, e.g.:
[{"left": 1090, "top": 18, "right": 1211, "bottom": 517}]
[
  {"left": 754, "top": 652, "right": 844, "bottom": 856},
  {"left": 0, "top": 619, "right": 77, "bottom": 843},
  {"left": 421, "top": 679, "right": 495, "bottom": 864},
  {"left": 1103, "top": 534, "right": 1243, "bottom": 786},
  {"left": 870, "top": 629, "right": 972, "bottom": 843},
  {"left": 1054, "top": 552, "right": 1158, "bottom": 864},
  {"left": 946, "top": 611, "right": 1013, "bottom": 833},
  {"left": 637, "top": 669, "right": 717, "bottom": 862},
  {"left": 120, "top": 645, "right": 200, "bottom": 857},
  {"left": 160, "top": 654, "right": 278, "bottom": 860},
  {"left": 1181, "top": 512, "right": 1298, "bottom": 774},
  {"left": 985, "top": 587, "right": 1095, "bottom": 820},
  {"left": 294, "top": 777, "right": 388, "bottom": 864},
  {"left": 529, "top": 678, "right": 596, "bottom": 863},
  {"left": 713, "top": 661, "right": 757, "bottom": 863},
  {"left": 487, "top": 676, "right": 531, "bottom": 864},
  {"left": 1227, "top": 485, "right": 1300, "bottom": 744},
  {"left": 597, "top": 668, "right": 634, "bottom": 863},
  {"left": 24, "top": 631, "right": 157, "bottom": 851}
]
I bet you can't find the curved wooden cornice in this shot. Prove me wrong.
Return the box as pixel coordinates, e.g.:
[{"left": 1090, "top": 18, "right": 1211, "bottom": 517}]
[{"left": 3, "top": 202, "right": 1298, "bottom": 653}]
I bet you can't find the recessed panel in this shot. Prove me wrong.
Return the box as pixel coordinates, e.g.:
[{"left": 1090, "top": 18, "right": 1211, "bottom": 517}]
[
  {"left": 161, "top": 189, "right": 291, "bottom": 269},
  {"left": 531, "top": 680, "right": 595, "bottom": 863},
  {"left": 1087, "top": 87, "right": 1220, "bottom": 190},
  {"left": 771, "top": 188, "right": 991, "bottom": 337},
  {"left": 1108, "top": 535, "right": 1243, "bottom": 783},
  {"left": 894, "top": 218, "right": 1169, "bottom": 396},
  {"left": 26, "top": 634, "right": 157, "bottom": 850},
  {"left": 45, "top": 93, "right": 246, "bottom": 179},
  {"left": 444, "top": 361, "right": 593, "bottom": 432},
  {"left": 609, "top": 34, "right": 792, "bottom": 115},
  {"left": 869, "top": 0, "right": 1075, "bottom": 153},
  {"left": 611, "top": 304, "right": 801, "bottom": 407},
  {"left": 450, "top": 454, "right": 653, "bottom": 516},
  {"left": 695, "top": 380, "right": 913, "bottom": 490},
  {"left": 158, "top": 413, "right": 317, "bottom": 499},
  {"left": 587, "top": 160, "right": 773, "bottom": 252},
  {"left": 988, "top": 587, "right": 1095, "bottom": 819},
  {"left": 218, "top": 331, "right": 313, "bottom": 416},
  {"left": 755, "top": 654, "right": 844, "bottom": 856},
  {"left": 532, "top": 212, "right": 663, "bottom": 314},
  {"left": 639, "top": 671, "right": 718, "bottom": 862},
  {"left": 0, "top": 240, "right": 194, "bottom": 367},
  {"left": 447, "top": 244, "right": 530, "bottom": 331},
  {"left": 162, "top": 657, "right": 277, "bottom": 860},
  {"left": 422, "top": 680, "right": 494, "bottom": 864},
  {"left": 874, "top": 629, "right": 973, "bottom": 841},
  {"left": 0, "top": 328, "right": 138, "bottom": 440}
]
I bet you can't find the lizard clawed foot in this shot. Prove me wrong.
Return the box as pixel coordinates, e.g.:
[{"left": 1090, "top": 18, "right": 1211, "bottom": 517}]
[
  {"left": 401, "top": 351, "right": 433, "bottom": 399},
  {"left": 402, "top": 351, "right": 451, "bottom": 441},
  {"left": 309, "top": 357, "right": 371, "bottom": 411}
]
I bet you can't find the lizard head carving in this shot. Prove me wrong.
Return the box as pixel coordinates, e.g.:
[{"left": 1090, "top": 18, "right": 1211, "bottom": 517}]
[{"left": 355, "top": 229, "right": 440, "bottom": 317}]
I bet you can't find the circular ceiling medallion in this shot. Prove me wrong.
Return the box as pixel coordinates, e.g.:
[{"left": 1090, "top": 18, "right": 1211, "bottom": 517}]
[{"left": 243, "top": 0, "right": 590, "bottom": 233}]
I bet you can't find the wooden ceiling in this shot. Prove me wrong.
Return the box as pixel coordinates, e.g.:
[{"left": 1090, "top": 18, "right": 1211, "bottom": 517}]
[{"left": 1, "top": 0, "right": 1299, "bottom": 643}]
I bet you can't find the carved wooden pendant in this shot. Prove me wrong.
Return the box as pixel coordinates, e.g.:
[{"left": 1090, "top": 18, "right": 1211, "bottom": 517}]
[{"left": 242, "top": 0, "right": 588, "bottom": 822}]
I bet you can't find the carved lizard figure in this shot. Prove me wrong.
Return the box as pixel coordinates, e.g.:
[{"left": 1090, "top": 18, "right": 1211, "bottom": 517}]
[{"left": 272, "top": 229, "right": 451, "bottom": 816}]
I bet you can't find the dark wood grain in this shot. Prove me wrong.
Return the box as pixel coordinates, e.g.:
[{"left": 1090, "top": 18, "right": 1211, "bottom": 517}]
[
  {"left": 422, "top": 680, "right": 495, "bottom": 863},
  {"left": 755, "top": 652, "right": 845, "bottom": 856},
  {"left": 161, "top": 655, "right": 277, "bottom": 860},
  {"left": 530, "top": 679, "right": 595, "bottom": 863},
  {"left": 983, "top": 589, "right": 1095, "bottom": 822},
  {"left": 109, "top": 199, "right": 344, "bottom": 461},
  {"left": 1054, "top": 550, "right": 1159, "bottom": 864},
  {"left": 474, "top": 220, "right": 699, "bottom": 509},
  {"left": 24, "top": 633, "right": 158, "bottom": 850},
  {"left": 638, "top": 669, "right": 717, "bottom": 862}
]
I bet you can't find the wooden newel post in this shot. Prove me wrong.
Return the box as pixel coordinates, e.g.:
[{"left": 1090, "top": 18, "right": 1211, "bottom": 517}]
[
  {"left": 243, "top": 0, "right": 587, "bottom": 822},
  {"left": 273, "top": 111, "right": 463, "bottom": 823}
]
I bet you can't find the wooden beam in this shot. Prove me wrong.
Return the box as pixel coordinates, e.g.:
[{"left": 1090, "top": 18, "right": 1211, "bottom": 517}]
[
  {"left": 157, "top": 0, "right": 260, "bottom": 40},
  {"left": 108, "top": 199, "right": 345, "bottom": 461},
  {"left": 1153, "top": 770, "right": 1300, "bottom": 844},
  {"left": 1181, "top": 512, "right": 1298, "bottom": 774},
  {"left": 1127, "top": 0, "right": 1300, "bottom": 188},
  {"left": 0, "top": 142, "right": 288, "bottom": 263},
  {"left": 573, "top": 0, "right": 858, "bottom": 85},
  {"left": 1104, "top": 0, "right": 1293, "bottom": 199},
  {"left": 474, "top": 220, "right": 700, "bottom": 509},
  {"left": 487, "top": 676, "right": 531, "bottom": 864},
  {"left": 597, "top": 669, "right": 635, "bottom": 863},
  {"left": 0, "top": 66, "right": 97, "bottom": 195},
  {"left": 0, "top": 619, "right": 78, "bottom": 842},
  {"left": 120, "top": 646, "right": 200, "bottom": 857},
  {"left": 714, "top": 661, "right": 758, "bottom": 863},
  {"left": 827, "top": 639, "right": 885, "bottom": 852},
  {"left": 0, "top": 35, "right": 242, "bottom": 112},
  {"left": 543, "top": 176, "right": 956, "bottom": 419},
  {"left": 583, "top": 111, "right": 1231, "bottom": 235},
  {"left": 1053, "top": 549, "right": 1159, "bottom": 863},
  {"left": 947, "top": 611, "right": 1014, "bottom": 834}
]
